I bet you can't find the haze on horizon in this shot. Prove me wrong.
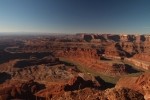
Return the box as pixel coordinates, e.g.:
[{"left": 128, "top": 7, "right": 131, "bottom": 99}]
[{"left": 0, "top": 0, "right": 150, "bottom": 34}]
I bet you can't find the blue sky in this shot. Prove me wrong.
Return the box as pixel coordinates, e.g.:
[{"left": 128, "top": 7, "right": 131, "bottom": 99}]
[{"left": 0, "top": 0, "right": 150, "bottom": 34}]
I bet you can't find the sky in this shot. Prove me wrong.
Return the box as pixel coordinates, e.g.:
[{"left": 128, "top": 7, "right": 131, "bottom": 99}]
[{"left": 0, "top": 0, "right": 150, "bottom": 34}]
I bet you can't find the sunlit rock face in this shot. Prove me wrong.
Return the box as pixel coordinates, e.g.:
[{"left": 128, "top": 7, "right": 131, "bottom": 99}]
[{"left": 116, "top": 72, "right": 150, "bottom": 100}]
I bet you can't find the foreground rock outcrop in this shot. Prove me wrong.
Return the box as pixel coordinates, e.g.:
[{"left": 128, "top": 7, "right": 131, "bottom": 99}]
[
  {"left": 35, "top": 87, "right": 144, "bottom": 100},
  {"left": 116, "top": 72, "right": 150, "bottom": 100},
  {"left": 34, "top": 75, "right": 144, "bottom": 100},
  {"left": 0, "top": 80, "right": 45, "bottom": 100}
]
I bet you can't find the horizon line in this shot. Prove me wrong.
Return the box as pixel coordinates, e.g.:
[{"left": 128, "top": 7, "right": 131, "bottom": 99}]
[{"left": 0, "top": 32, "right": 150, "bottom": 35}]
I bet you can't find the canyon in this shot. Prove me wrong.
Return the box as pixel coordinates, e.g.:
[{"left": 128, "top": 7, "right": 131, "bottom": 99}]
[{"left": 0, "top": 33, "right": 150, "bottom": 100}]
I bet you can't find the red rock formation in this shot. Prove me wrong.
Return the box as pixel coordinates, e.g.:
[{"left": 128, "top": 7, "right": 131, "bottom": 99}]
[
  {"left": 65, "top": 76, "right": 101, "bottom": 91},
  {"left": 145, "top": 35, "right": 150, "bottom": 42},
  {"left": 116, "top": 72, "right": 150, "bottom": 99},
  {"left": 35, "top": 86, "right": 144, "bottom": 100},
  {"left": 0, "top": 80, "right": 45, "bottom": 100},
  {"left": 104, "top": 43, "right": 121, "bottom": 57},
  {"left": 133, "top": 53, "right": 150, "bottom": 62},
  {"left": 120, "top": 34, "right": 128, "bottom": 41},
  {"left": 0, "top": 34, "right": 148, "bottom": 100}
]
